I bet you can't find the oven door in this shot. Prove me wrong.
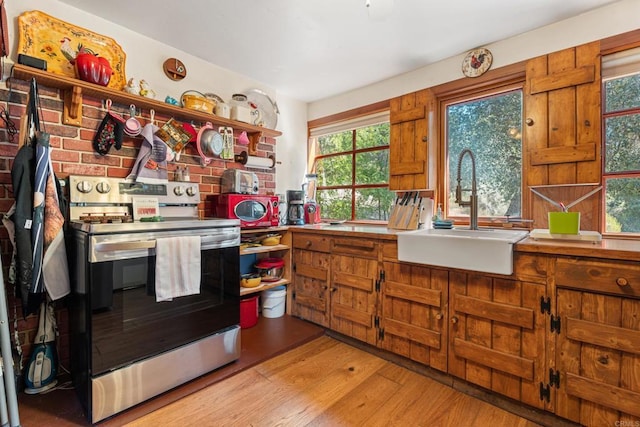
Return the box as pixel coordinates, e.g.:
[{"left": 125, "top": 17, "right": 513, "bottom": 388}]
[{"left": 81, "top": 230, "right": 239, "bottom": 376}]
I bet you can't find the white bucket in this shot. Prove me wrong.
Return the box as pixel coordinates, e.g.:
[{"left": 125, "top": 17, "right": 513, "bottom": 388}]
[{"left": 262, "top": 286, "right": 286, "bottom": 318}]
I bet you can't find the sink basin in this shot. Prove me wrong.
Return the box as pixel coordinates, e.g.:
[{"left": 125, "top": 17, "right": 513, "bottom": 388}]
[{"left": 397, "top": 228, "right": 529, "bottom": 275}]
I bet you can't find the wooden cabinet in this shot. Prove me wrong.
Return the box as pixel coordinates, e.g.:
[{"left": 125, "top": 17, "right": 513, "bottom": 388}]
[
  {"left": 448, "top": 270, "right": 548, "bottom": 410},
  {"left": 291, "top": 233, "right": 331, "bottom": 327},
  {"left": 379, "top": 241, "right": 448, "bottom": 372},
  {"left": 389, "top": 88, "right": 436, "bottom": 191},
  {"left": 291, "top": 233, "right": 381, "bottom": 344},
  {"left": 329, "top": 237, "right": 379, "bottom": 345},
  {"left": 379, "top": 246, "right": 549, "bottom": 405},
  {"left": 554, "top": 257, "right": 640, "bottom": 425}
]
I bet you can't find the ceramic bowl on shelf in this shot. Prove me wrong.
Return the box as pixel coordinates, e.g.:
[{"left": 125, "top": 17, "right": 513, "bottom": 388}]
[
  {"left": 260, "top": 234, "right": 282, "bottom": 246},
  {"left": 181, "top": 91, "right": 215, "bottom": 114},
  {"left": 240, "top": 273, "right": 262, "bottom": 288}
]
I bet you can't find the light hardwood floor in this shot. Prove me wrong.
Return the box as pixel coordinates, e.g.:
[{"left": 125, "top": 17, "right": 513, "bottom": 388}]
[{"left": 124, "top": 336, "right": 540, "bottom": 427}]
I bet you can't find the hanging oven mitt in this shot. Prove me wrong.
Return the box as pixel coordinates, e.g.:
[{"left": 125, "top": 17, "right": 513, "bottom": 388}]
[{"left": 93, "top": 112, "right": 124, "bottom": 156}]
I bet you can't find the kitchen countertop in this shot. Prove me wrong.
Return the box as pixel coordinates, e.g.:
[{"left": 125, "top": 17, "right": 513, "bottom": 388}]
[
  {"left": 290, "top": 224, "right": 640, "bottom": 261},
  {"left": 291, "top": 223, "right": 399, "bottom": 240},
  {"left": 516, "top": 235, "right": 640, "bottom": 261}
]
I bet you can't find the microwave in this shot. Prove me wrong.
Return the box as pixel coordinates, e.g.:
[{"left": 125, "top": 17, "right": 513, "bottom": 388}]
[{"left": 210, "top": 194, "right": 279, "bottom": 228}]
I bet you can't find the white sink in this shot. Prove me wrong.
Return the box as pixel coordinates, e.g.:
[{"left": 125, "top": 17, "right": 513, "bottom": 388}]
[{"left": 397, "top": 228, "right": 529, "bottom": 275}]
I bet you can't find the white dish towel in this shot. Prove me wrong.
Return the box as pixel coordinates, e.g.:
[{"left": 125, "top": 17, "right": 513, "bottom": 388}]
[{"left": 155, "top": 235, "right": 201, "bottom": 302}]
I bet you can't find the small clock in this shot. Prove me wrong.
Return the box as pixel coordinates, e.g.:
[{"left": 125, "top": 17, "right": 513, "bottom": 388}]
[
  {"left": 462, "top": 48, "right": 493, "bottom": 78},
  {"left": 163, "top": 58, "right": 187, "bottom": 81}
]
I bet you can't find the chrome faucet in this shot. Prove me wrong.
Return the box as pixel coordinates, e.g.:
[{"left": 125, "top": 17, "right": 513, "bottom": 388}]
[{"left": 455, "top": 149, "right": 479, "bottom": 230}]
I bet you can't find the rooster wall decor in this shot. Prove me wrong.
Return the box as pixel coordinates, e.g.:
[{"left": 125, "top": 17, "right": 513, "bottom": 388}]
[{"left": 462, "top": 47, "right": 493, "bottom": 78}]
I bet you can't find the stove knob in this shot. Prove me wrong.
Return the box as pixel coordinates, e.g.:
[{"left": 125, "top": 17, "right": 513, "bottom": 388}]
[
  {"left": 186, "top": 186, "right": 197, "bottom": 197},
  {"left": 77, "top": 180, "right": 93, "bottom": 193},
  {"left": 96, "top": 181, "right": 111, "bottom": 194},
  {"left": 173, "top": 186, "right": 184, "bottom": 196}
]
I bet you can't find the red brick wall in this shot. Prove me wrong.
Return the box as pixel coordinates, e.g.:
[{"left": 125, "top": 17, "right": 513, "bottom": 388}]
[{"left": 0, "top": 78, "right": 276, "bottom": 374}]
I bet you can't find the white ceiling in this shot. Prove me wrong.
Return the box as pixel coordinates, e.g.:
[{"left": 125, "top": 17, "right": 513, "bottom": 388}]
[{"left": 58, "top": 0, "right": 620, "bottom": 103}]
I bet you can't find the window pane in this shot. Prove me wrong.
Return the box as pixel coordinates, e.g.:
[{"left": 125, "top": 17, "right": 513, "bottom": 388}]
[
  {"left": 604, "top": 114, "right": 640, "bottom": 173},
  {"left": 316, "top": 154, "right": 352, "bottom": 186},
  {"left": 355, "top": 150, "right": 389, "bottom": 184},
  {"left": 317, "top": 189, "right": 352, "bottom": 221},
  {"left": 605, "top": 177, "right": 640, "bottom": 232},
  {"left": 317, "top": 130, "right": 352, "bottom": 155},
  {"left": 604, "top": 73, "right": 640, "bottom": 113},
  {"left": 355, "top": 188, "right": 395, "bottom": 221},
  {"left": 356, "top": 123, "right": 390, "bottom": 149},
  {"left": 446, "top": 90, "right": 523, "bottom": 218}
]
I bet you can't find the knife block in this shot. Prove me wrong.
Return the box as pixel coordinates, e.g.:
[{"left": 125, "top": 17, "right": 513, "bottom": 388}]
[{"left": 388, "top": 193, "right": 433, "bottom": 230}]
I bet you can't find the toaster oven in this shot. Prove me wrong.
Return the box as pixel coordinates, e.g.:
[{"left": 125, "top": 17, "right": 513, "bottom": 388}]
[{"left": 221, "top": 169, "right": 259, "bottom": 194}]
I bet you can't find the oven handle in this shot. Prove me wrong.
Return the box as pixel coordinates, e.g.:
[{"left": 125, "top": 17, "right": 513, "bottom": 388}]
[
  {"left": 94, "top": 241, "right": 156, "bottom": 252},
  {"left": 94, "top": 234, "right": 239, "bottom": 252}
]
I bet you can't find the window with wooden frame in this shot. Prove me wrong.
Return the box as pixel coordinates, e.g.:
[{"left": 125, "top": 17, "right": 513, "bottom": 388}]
[
  {"left": 444, "top": 87, "right": 524, "bottom": 221},
  {"left": 308, "top": 104, "right": 394, "bottom": 222},
  {"left": 602, "top": 46, "right": 640, "bottom": 234},
  {"left": 433, "top": 67, "right": 526, "bottom": 225}
]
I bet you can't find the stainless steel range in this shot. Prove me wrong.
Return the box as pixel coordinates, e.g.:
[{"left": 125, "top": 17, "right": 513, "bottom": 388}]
[{"left": 67, "top": 175, "right": 241, "bottom": 423}]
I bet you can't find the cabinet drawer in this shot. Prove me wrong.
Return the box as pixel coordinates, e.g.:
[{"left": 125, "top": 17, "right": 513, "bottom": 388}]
[
  {"left": 330, "top": 237, "right": 379, "bottom": 259},
  {"left": 292, "top": 234, "right": 331, "bottom": 253},
  {"left": 556, "top": 258, "right": 640, "bottom": 298}
]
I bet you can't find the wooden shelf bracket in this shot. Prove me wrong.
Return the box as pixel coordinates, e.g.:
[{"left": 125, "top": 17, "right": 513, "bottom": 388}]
[
  {"left": 248, "top": 131, "right": 263, "bottom": 156},
  {"left": 63, "top": 86, "right": 83, "bottom": 126}
]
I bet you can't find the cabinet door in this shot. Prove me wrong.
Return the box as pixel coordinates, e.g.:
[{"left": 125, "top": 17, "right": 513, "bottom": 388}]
[
  {"left": 448, "top": 272, "right": 547, "bottom": 409},
  {"left": 380, "top": 262, "right": 448, "bottom": 372},
  {"left": 330, "top": 253, "right": 378, "bottom": 345},
  {"left": 555, "top": 288, "right": 640, "bottom": 425},
  {"left": 389, "top": 88, "right": 434, "bottom": 191},
  {"left": 292, "top": 249, "right": 330, "bottom": 327}
]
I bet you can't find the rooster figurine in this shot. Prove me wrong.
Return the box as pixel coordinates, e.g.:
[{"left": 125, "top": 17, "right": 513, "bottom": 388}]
[
  {"left": 59, "top": 37, "right": 94, "bottom": 65},
  {"left": 470, "top": 53, "right": 487, "bottom": 69}
]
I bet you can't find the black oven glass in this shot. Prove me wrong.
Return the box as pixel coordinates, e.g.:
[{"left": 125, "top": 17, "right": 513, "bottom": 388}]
[{"left": 88, "top": 246, "right": 239, "bottom": 375}]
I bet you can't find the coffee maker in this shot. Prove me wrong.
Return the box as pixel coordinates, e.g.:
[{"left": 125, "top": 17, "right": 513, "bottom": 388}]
[{"left": 286, "top": 190, "right": 305, "bottom": 225}]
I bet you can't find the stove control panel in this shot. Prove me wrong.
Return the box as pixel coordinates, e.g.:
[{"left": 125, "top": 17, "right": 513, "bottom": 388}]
[{"left": 69, "top": 176, "right": 200, "bottom": 205}]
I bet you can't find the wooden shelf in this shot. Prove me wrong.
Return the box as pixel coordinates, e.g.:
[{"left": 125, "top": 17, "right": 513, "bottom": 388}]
[
  {"left": 240, "top": 228, "right": 291, "bottom": 310},
  {"left": 240, "top": 279, "right": 289, "bottom": 296},
  {"left": 10, "top": 64, "right": 282, "bottom": 151},
  {"left": 240, "top": 243, "right": 288, "bottom": 255}
]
